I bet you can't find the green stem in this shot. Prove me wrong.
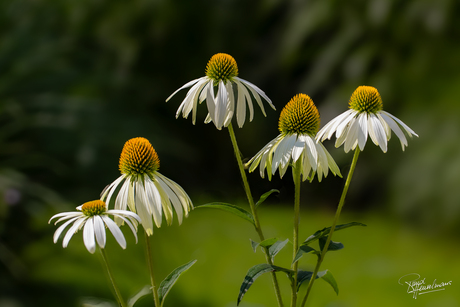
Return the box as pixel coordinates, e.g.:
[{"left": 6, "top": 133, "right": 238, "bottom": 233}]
[
  {"left": 144, "top": 232, "right": 162, "bottom": 307},
  {"left": 300, "top": 148, "right": 360, "bottom": 307},
  {"left": 291, "top": 160, "right": 302, "bottom": 307},
  {"left": 227, "top": 123, "right": 284, "bottom": 307},
  {"left": 99, "top": 248, "right": 127, "bottom": 307}
]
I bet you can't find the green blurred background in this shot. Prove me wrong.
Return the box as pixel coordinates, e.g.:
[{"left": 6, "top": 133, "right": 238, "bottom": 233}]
[{"left": 1, "top": 0, "right": 460, "bottom": 306}]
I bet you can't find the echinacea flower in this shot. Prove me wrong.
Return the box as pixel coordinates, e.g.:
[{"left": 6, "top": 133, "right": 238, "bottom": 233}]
[
  {"left": 101, "top": 137, "right": 193, "bottom": 236},
  {"left": 49, "top": 200, "right": 140, "bottom": 254},
  {"left": 247, "top": 94, "right": 341, "bottom": 182},
  {"left": 316, "top": 86, "right": 418, "bottom": 153},
  {"left": 166, "top": 53, "right": 276, "bottom": 129}
]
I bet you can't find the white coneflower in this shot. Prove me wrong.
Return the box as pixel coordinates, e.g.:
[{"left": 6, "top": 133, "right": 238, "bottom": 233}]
[
  {"left": 101, "top": 137, "right": 193, "bottom": 236},
  {"left": 49, "top": 200, "right": 140, "bottom": 254},
  {"left": 316, "top": 86, "right": 418, "bottom": 153},
  {"left": 247, "top": 94, "right": 341, "bottom": 182},
  {"left": 166, "top": 53, "right": 275, "bottom": 129}
]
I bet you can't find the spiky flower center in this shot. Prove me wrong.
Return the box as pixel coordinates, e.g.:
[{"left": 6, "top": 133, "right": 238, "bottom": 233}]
[
  {"left": 205, "top": 53, "right": 239, "bottom": 83},
  {"left": 278, "top": 94, "right": 320, "bottom": 136},
  {"left": 119, "top": 137, "right": 160, "bottom": 177},
  {"left": 349, "top": 86, "right": 383, "bottom": 114},
  {"left": 81, "top": 200, "right": 106, "bottom": 216}
]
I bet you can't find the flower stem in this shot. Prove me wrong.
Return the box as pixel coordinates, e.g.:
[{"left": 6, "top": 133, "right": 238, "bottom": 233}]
[
  {"left": 300, "top": 148, "right": 360, "bottom": 307},
  {"left": 144, "top": 232, "right": 162, "bottom": 307},
  {"left": 99, "top": 248, "right": 127, "bottom": 307},
  {"left": 291, "top": 159, "right": 302, "bottom": 307},
  {"left": 227, "top": 123, "right": 284, "bottom": 307}
]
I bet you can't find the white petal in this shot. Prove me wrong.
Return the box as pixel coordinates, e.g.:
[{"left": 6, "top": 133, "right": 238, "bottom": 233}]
[
  {"left": 62, "top": 217, "right": 86, "bottom": 248},
  {"left": 235, "top": 81, "right": 247, "bottom": 128},
  {"left": 165, "top": 77, "right": 204, "bottom": 102},
  {"left": 215, "top": 81, "right": 228, "bottom": 129},
  {"left": 82, "top": 217, "right": 96, "bottom": 253},
  {"left": 223, "top": 81, "right": 235, "bottom": 127},
  {"left": 102, "top": 175, "right": 126, "bottom": 207},
  {"left": 344, "top": 116, "right": 360, "bottom": 153},
  {"left": 134, "top": 181, "right": 154, "bottom": 235},
  {"left": 143, "top": 176, "right": 164, "bottom": 228},
  {"left": 205, "top": 80, "right": 217, "bottom": 125},
  {"left": 110, "top": 213, "right": 138, "bottom": 243},
  {"left": 357, "top": 113, "right": 369, "bottom": 150},
  {"left": 272, "top": 135, "right": 293, "bottom": 175},
  {"left": 291, "top": 137, "right": 305, "bottom": 163},
  {"left": 93, "top": 215, "right": 106, "bottom": 249},
  {"left": 154, "top": 175, "right": 183, "bottom": 225},
  {"left": 53, "top": 216, "right": 81, "bottom": 243},
  {"left": 381, "top": 111, "right": 418, "bottom": 137},
  {"left": 102, "top": 215, "right": 126, "bottom": 249},
  {"left": 50, "top": 212, "right": 82, "bottom": 225},
  {"left": 378, "top": 111, "right": 408, "bottom": 150},
  {"left": 304, "top": 135, "right": 319, "bottom": 171},
  {"left": 156, "top": 172, "right": 193, "bottom": 214},
  {"left": 369, "top": 114, "right": 387, "bottom": 152},
  {"left": 317, "top": 110, "right": 354, "bottom": 141},
  {"left": 235, "top": 77, "right": 275, "bottom": 111},
  {"left": 334, "top": 110, "right": 358, "bottom": 141}
]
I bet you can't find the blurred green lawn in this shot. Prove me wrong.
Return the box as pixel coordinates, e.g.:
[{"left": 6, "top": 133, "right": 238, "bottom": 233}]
[{"left": 18, "top": 203, "right": 459, "bottom": 307}]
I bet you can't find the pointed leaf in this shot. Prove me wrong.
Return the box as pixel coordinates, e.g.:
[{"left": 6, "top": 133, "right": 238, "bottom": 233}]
[
  {"left": 250, "top": 239, "right": 259, "bottom": 253},
  {"left": 268, "top": 239, "right": 289, "bottom": 262},
  {"left": 127, "top": 285, "right": 151, "bottom": 307},
  {"left": 296, "top": 269, "right": 339, "bottom": 295},
  {"left": 158, "top": 259, "right": 197, "bottom": 306},
  {"left": 319, "top": 237, "right": 344, "bottom": 252},
  {"left": 318, "top": 270, "right": 339, "bottom": 295},
  {"left": 196, "top": 203, "right": 255, "bottom": 225},
  {"left": 255, "top": 189, "right": 279, "bottom": 208},
  {"left": 237, "top": 264, "right": 293, "bottom": 305},
  {"left": 292, "top": 245, "right": 317, "bottom": 264},
  {"left": 259, "top": 237, "right": 279, "bottom": 248},
  {"left": 302, "top": 222, "right": 366, "bottom": 246}
]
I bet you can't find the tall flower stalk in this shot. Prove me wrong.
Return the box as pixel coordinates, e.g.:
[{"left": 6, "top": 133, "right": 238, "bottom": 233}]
[
  {"left": 227, "top": 122, "right": 284, "bottom": 307},
  {"left": 167, "top": 53, "right": 284, "bottom": 306},
  {"left": 246, "top": 94, "right": 341, "bottom": 307},
  {"left": 300, "top": 85, "right": 418, "bottom": 306}
]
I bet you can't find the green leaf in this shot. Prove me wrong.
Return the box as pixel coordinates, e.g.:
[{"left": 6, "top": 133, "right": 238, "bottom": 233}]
[
  {"left": 292, "top": 245, "right": 317, "bottom": 264},
  {"left": 250, "top": 237, "right": 279, "bottom": 253},
  {"left": 196, "top": 203, "right": 255, "bottom": 225},
  {"left": 319, "top": 237, "right": 344, "bottom": 252},
  {"left": 302, "top": 222, "right": 366, "bottom": 246},
  {"left": 259, "top": 237, "right": 279, "bottom": 248},
  {"left": 318, "top": 270, "right": 339, "bottom": 295},
  {"left": 296, "top": 270, "right": 339, "bottom": 295},
  {"left": 237, "top": 264, "right": 293, "bottom": 305},
  {"left": 250, "top": 239, "right": 259, "bottom": 253},
  {"left": 127, "top": 285, "right": 151, "bottom": 307},
  {"left": 255, "top": 189, "right": 279, "bottom": 208},
  {"left": 158, "top": 259, "right": 197, "bottom": 306},
  {"left": 268, "top": 239, "right": 289, "bottom": 262}
]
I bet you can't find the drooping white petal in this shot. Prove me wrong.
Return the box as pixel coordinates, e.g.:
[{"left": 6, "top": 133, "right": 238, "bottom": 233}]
[
  {"left": 235, "top": 79, "right": 255, "bottom": 123},
  {"left": 205, "top": 80, "right": 217, "bottom": 125},
  {"left": 93, "top": 215, "right": 106, "bottom": 249},
  {"left": 357, "top": 113, "right": 369, "bottom": 150},
  {"left": 291, "top": 137, "right": 305, "bottom": 163},
  {"left": 110, "top": 213, "right": 138, "bottom": 243},
  {"left": 378, "top": 111, "right": 408, "bottom": 150},
  {"left": 223, "top": 81, "right": 235, "bottom": 127},
  {"left": 214, "top": 80, "right": 228, "bottom": 129},
  {"left": 320, "top": 142, "right": 342, "bottom": 177},
  {"left": 102, "top": 215, "right": 126, "bottom": 250},
  {"left": 344, "top": 116, "right": 360, "bottom": 153},
  {"left": 315, "top": 142, "right": 329, "bottom": 182},
  {"left": 381, "top": 111, "right": 418, "bottom": 137},
  {"left": 304, "top": 135, "right": 319, "bottom": 171},
  {"left": 272, "top": 134, "right": 296, "bottom": 174},
  {"left": 143, "top": 175, "right": 165, "bottom": 228},
  {"left": 53, "top": 216, "right": 81, "bottom": 243},
  {"left": 102, "top": 175, "right": 125, "bottom": 206},
  {"left": 156, "top": 172, "right": 193, "bottom": 215},
  {"left": 82, "top": 217, "right": 96, "bottom": 253},
  {"left": 166, "top": 77, "right": 204, "bottom": 102},
  {"left": 317, "top": 110, "right": 355, "bottom": 142},
  {"left": 334, "top": 110, "right": 358, "bottom": 141},
  {"left": 368, "top": 114, "right": 388, "bottom": 152},
  {"left": 134, "top": 181, "right": 153, "bottom": 235},
  {"left": 154, "top": 175, "right": 184, "bottom": 225},
  {"left": 49, "top": 212, "right": 83, "bottom": 225},
  {"left": 63, "top": 217, "right": 87, "bottom": 248},
  {"left": 235, "top": 77, "right": 275, "bottom": 111},
  {"left": 115, "top": 178, "right": 131, "bottom": 212}
]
